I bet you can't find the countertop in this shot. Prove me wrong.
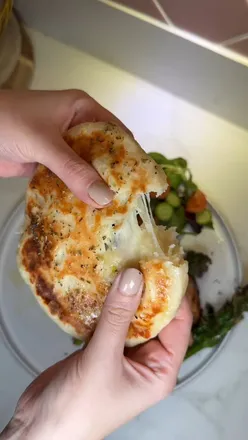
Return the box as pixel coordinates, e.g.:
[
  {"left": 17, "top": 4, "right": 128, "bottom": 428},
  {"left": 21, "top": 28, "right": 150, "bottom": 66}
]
[{"left": 1, "top": 30, "right": 248, "bottom": 439}]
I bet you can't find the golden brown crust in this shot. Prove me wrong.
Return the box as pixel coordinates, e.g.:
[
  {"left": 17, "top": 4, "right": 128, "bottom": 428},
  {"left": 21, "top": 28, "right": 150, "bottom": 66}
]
[{"left": 127, "top": 261, "right": 170, "bottom": 341}]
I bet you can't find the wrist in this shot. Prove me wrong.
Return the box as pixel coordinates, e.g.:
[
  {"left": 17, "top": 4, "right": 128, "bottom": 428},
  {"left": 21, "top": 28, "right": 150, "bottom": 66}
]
[
  {"left": 0, "top": 417, "right": 31, "bottom": 440},
  {"left": 1, "top": 411, "right": 101, "bottom": 440}
]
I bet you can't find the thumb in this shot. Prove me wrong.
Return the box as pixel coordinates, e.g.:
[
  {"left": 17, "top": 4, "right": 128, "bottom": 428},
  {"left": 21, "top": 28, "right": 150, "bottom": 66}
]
[
  {"left": 92, "top": 269, "right": 144, "bottom": 355},
  {"left": 40, "top": 138, "right": 114, "bottom": 207}
]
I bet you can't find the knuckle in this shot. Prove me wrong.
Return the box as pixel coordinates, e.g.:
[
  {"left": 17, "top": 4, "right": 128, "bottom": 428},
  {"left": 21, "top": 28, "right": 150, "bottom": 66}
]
[
  {"left": 67, "top": 89, "right": 91, "bottom": 106},
  {"left": 66, "top": 88, "right": 88, "bottom": 100},
  {"left": 63, "top": 157, "right": 82, "bottom": 175},
  {"left": 105, "top": 303, "right": 131, "bottom": 329},
  {"left": 62, "top": 157, "right": 91, "bottom": 180},
  {"left": 145, "top": 351, "right": 163, "bottom": 369}
]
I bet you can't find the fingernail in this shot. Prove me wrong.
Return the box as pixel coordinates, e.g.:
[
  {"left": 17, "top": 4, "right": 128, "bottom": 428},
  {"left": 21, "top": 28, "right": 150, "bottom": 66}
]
[
  {"left": 118, "top": 269, "right": 143, "bottom": 296},
  {"left": 88, "top": 181, "right": 114, "bottom": 206}
]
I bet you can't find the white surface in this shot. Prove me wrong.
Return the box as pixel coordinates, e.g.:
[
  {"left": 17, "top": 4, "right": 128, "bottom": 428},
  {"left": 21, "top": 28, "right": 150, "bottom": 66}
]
[{"left": 0, "top": 30, "right": 248, "bottom": 438}]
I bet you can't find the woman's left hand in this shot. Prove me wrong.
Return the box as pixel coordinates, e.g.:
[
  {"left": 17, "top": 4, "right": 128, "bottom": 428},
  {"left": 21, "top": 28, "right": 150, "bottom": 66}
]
[
  {"left": 0, "top": 89, "right": 129, "bottom": 207},
  {"left": 1, "top": 269, "right": 192, "bottom": 440}
]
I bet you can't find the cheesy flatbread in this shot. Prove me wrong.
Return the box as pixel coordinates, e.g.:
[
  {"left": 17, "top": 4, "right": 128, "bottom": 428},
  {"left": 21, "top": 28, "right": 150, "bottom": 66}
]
[{"left": 18, "top": 122, "right": 188, "bottom": 346}]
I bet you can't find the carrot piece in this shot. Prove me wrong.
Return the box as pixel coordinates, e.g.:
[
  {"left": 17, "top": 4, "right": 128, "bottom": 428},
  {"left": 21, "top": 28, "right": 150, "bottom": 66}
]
[{"left": 186, "top": 190, "right": 207, "bottom": 213}]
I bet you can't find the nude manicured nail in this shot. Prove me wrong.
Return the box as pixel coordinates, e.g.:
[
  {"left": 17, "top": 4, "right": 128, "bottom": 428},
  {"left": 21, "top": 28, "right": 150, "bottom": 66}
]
[
  {"left": 118, "top": 269, "right": 143, "bottom": 296},
  {"left": 88, "top": 181, "right": 114, "bottom": 206}
]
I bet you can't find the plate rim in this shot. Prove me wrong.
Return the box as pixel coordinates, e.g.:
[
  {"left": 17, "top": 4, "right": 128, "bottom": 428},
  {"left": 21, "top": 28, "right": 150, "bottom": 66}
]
[
  {"left": 0, "top": 198, "right": 39, "bottom": 376},
  {"left": 176, "top": 200, "right": 243, "bottom": 389}
]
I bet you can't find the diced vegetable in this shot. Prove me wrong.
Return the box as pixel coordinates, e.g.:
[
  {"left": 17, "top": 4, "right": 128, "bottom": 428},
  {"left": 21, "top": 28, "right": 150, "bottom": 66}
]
[
  {"left": 165, "top": 170, "right": 182, "bottom": 190},
  {"left": 155, "top": 202, "right": 173, "bottom": 222},
  {"left": 149, "top": 152, "right": 169, "bottom": 165},
  {"left": 169, "top": 206, "right": 186, "bottom": 232},
  {"left": 185, "top": 213, "right": 203, "bottom": 234},
  {"left": 186, "top": 190, "right": 207, "bottom": 213},
  {"left": 72, "top": 338, "right": 83, "bottom": 346},
  {"left": 166, "top": 191, "right": 181, "bottom": 208},
  {"left": 149, "top": 150, "right": 212, "bottom": 236},
  {"left": 196, "top": 209, "right": 212, "bottom": 226}
]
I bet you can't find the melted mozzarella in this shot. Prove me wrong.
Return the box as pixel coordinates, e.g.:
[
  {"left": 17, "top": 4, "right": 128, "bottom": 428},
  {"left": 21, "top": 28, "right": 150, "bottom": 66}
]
[
  {"left": 103, "top": 194, "right": 167, "bottom": 281},
  {"left": 138, "top": 194, "right": 164, "bottom": 258}
]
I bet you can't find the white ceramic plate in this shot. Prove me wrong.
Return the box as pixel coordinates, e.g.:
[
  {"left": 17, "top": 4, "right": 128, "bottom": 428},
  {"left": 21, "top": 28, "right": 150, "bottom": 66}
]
[{"left": 0, "top": 200, "right": 242, "bottom": 384}]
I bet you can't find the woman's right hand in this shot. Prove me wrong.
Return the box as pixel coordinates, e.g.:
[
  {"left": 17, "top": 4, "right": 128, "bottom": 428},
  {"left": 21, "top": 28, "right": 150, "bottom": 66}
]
[{"left": 1, "top": 269, "right": 192, "bottom": 440}]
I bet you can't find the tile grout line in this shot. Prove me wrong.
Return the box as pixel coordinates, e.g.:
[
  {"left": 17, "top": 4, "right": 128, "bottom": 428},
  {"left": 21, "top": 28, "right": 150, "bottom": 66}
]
[
  {"left": 151, "top": 0, "right": 174, "bottom": 26},
  {"left": 222, "top": 32, "right": 248, "bottom": 47},
  {"left": 98, "top": 0, "right": 168, "bottom": 24}
]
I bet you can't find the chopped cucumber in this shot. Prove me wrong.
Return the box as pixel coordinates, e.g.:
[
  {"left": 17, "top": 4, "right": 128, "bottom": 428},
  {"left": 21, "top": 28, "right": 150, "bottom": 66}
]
[
  {"left": 169, "top": 206, "right": 186, "bottom": 233},
  {"left": 155, "top": 202, "right": 173, "bottom": 222},
  {"left": 149, "top": 152, "right": 169, "bottom": 165},
  {"left": 166, "top": 191, "right": 181, "bottom": 208},
  {"left": 165, "top": 170, "right": 182, "bottom": 190},
  {"left": 196, "top": 209, "right": 212, "bottom": 225}
]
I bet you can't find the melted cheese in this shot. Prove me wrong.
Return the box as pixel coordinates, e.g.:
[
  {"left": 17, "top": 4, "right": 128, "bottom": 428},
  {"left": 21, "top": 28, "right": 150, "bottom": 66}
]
[
  {"left": 102, "top": 194, "right": 166, "bottom": 281},
  {"left": 138, "top": 194, "right": 164, "bottom": 258}
]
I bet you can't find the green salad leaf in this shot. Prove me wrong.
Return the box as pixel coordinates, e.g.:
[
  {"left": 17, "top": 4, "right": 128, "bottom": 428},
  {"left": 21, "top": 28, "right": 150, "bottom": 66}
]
[{"left": 186, "top": 285, "right": 248, "bottom": 359}]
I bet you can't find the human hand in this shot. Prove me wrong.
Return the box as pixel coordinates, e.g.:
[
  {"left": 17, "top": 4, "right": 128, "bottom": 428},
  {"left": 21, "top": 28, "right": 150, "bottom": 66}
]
[
  {"left": 0, "top": 89, "right": 129, "bottom": 206},
  {"left": 1, "top": 269, "right": 192, "bottom": 440}
]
